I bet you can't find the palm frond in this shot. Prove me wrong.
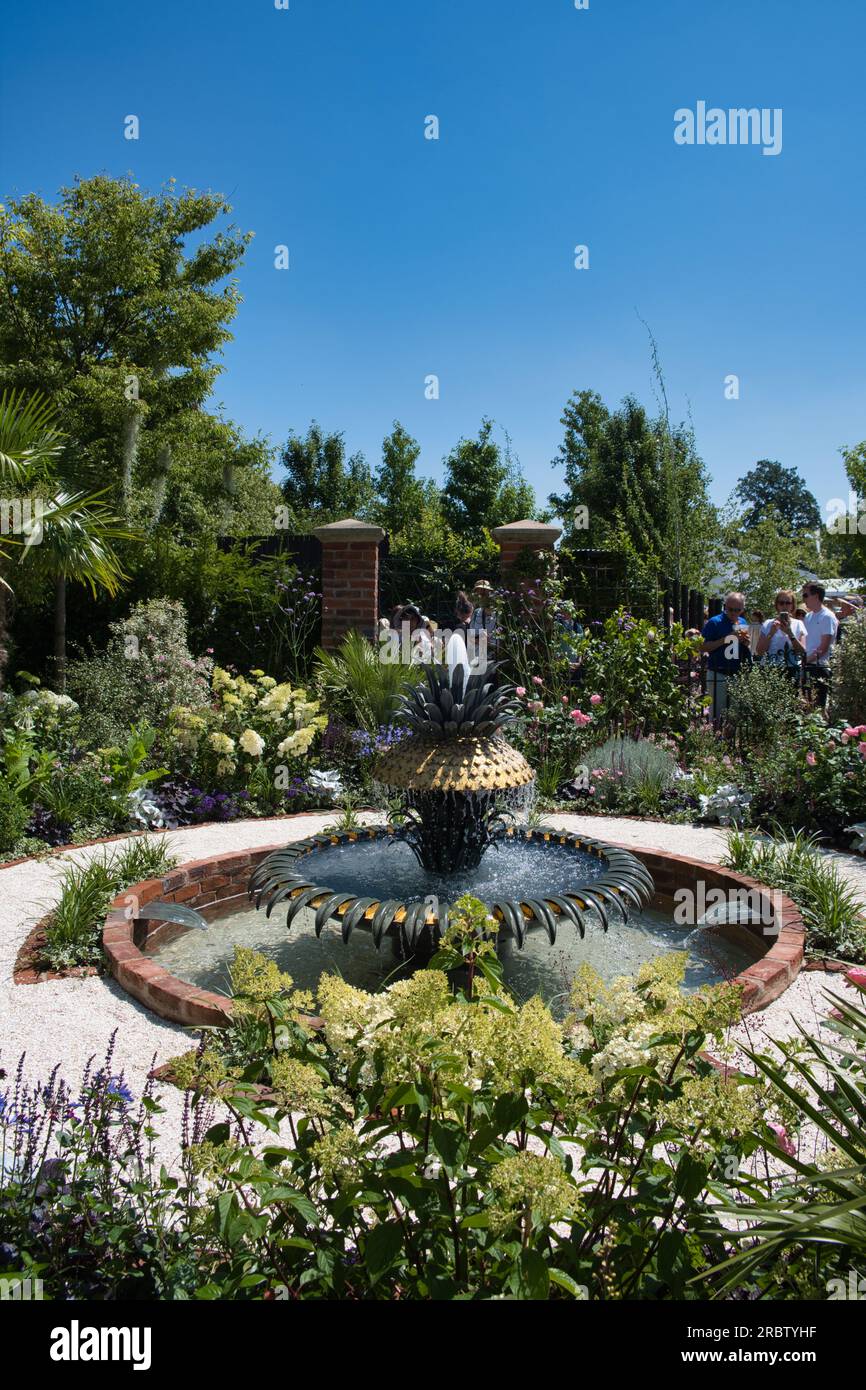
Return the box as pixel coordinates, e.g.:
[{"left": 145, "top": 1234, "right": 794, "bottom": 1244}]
[{"left": 0, "top": 388, "right": 65, "bottom": 484}]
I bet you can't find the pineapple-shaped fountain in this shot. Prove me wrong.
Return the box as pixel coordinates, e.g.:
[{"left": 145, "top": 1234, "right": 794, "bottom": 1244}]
[
  {"left": 372, "top": 661, "right": 535, "bottom": 873},
  {"left": 249, "top": 654, "right": 654, "bottom": 954}
]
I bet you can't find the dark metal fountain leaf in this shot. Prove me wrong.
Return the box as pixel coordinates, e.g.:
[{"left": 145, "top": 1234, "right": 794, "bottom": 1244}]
[
  {"left": 589, "top": 886, "right": 630, "bottom": 925},
  {"left": 314, "top": 893, "right": 354, "bottom": 936},
  {"left": 341, "top": 897, "right": 378, "bottom": 943},
  {"left": 524, "top": 898, "right": 558, "bottom": 944},
  {"left": 545, "top": 896, "right": 588, "bottom": 939},
  {"left": 371, "top": 899, "right": 402, "bottom": 950},
  {"left": 285, "top": 885, "right": 333, "bottom": 927},
  {"left": 493, "top": 899, "right": 527, "bottom": 948},
  {"left": 262, "top": 878, "right": 308, "bottom": 919},
  {"left": 401, "top": 901, "right": 431, "bottom": 949},
  {"left": 248, "top": 848, "right": 304, "bottom": 896},
  {"left": 577, "top": 889, "right": 610, "bottom": 932}
]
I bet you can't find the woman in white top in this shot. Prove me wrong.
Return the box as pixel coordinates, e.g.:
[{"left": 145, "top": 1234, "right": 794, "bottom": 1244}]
[{"left": 755, "top": 589, "right": 807, "bottom": 671}]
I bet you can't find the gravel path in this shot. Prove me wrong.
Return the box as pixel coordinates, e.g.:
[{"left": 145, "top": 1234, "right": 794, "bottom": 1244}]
[{"left": 2, "top": 812, "right": 864, "bottom": 1170}]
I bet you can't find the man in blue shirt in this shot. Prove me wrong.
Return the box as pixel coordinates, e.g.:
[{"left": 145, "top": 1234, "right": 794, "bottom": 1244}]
[{"left": 701, "top": 592, "right": 752, "bottom": 722}]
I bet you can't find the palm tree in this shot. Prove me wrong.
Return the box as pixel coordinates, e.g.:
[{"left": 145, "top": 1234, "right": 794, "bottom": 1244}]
[{"left": 0, "top": 389, "right": 136, "bottom": 690}]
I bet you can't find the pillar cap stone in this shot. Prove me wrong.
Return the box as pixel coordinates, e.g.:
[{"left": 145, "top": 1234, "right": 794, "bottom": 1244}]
[
  {"left": 492, "top": 519, "right": 562, "bottom": 546},
  {"left": 313, "top": 517, "right": 385, "bottom": 543}
]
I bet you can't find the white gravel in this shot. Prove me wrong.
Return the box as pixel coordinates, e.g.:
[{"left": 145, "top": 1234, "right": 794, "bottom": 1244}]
[{"left": 2, "top": 812, "right": 864, "bottom": 1170}]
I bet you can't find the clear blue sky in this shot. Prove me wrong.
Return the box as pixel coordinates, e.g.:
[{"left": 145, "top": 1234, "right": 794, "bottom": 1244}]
[{"left": 2, "top": 0, "right": 864, "bottom": 518}]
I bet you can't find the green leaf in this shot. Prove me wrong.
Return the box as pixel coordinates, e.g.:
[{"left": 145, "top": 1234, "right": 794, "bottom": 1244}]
[
  {"left": 516, "top": 1248, "right": 550, "bottom": 1300},
  {"left": 364, "top": 1221, "right": 405, "bottom": 1282},
  {"left": 548, "top": 1268, "right": 588, "bottom": 1299},
  {"left": 675, "top": 1151, "right": 709, "bottom": 1201}
]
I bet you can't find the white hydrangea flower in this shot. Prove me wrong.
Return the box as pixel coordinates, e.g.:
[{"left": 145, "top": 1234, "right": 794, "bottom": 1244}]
[{"left": 239, "top": 728, "right": 265, "bottom": 757}]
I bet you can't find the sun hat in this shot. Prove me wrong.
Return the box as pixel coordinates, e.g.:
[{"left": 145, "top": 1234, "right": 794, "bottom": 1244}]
[{"left": 473, "top": 579, "right": 494, "bottom": 592}]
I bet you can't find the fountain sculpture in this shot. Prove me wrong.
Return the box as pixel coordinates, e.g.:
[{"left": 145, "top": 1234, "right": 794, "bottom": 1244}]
[{"left": 249, "top": 658, "right": 654, "bottom": 954}]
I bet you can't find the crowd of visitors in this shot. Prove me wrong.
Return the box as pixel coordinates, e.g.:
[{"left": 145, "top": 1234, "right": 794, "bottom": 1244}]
[
  {"left": 379, "top": 575, "right": 861, "bottom": 721},
  {"left": 700, "top": 584, "right": 860, "bottom": 720},
  {"left": 381, "top": 580, "right": 500, "bottom": 670}
]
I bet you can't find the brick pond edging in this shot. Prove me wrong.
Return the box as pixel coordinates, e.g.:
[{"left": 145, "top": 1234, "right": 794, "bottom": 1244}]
[{"left": 100, "top": 839, "right": 805, "bottom": 1026}]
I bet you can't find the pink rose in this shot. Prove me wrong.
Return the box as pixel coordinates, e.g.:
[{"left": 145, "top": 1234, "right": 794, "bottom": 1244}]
[
  {"left": 528, "top": 700, "right": 543, "bottom": 713},
  {"left": 768, "top": 1123, "right": 796, "bottom": 1158},
  {"left": 569, "top": 709, "right": 591, "bottom": 726},
  {"left": 806, "top": 751, "right": 817, "bottom": 767},
  {"left": 532, "top": 676, "right": 543, "bottom": 686},
  {"left": 859, "top": 743, "right": 866, "bottom": 758},
  {"left": 590, "top": 694, "right": 602, "bottom": 706},
  {"left": 561, "top": 695, "right": 569, "bottom": 705},
  {"left": 842, "top": 727, "right": 858, "bottom": 742},
  {"left": 515, "top": 686, "right": 526, "bottom": 697},
  {"left": 846, "top": 967, "right": 866, "bottom": 989}
]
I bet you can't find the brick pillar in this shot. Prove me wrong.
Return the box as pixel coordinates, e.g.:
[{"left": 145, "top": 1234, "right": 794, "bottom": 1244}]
[
  {"left": 313, "top": 518, "right": 385, "bottom": 650},
  {"left": 492, "top": 520, "right": 562, "bottom": 584}
]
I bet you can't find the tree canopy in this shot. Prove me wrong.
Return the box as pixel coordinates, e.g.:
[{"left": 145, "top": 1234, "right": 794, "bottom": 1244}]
[
  {"left": 279, "top": 422, "right": 375, "bottom": 527},
  {"left": 733, "top": 459, "right": 821, "bottom": 536},
  {"left": 548, "top": 389, "right": 717, "bottom": 588},
  {"left": 441, "top": 418, "right": 537, "bottom": 540}
]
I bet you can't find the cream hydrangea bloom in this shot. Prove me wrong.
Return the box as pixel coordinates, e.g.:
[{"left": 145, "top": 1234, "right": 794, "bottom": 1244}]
[
  {"left": 239, "top": 728, "right": 265, "bottom": 757},
  {"left": 211, "top": 667, "right": 234, "bottom": 691}
]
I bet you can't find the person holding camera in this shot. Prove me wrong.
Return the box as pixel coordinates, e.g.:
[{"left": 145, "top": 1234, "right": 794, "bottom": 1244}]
[
  {"left": 701, "top": 592, "right": 752, "bottom": 721},
  {"left": 755, "top": 589, "right": 806, "bottom": 678}
]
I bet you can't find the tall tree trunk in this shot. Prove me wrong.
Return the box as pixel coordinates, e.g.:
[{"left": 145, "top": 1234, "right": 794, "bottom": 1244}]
[{"left": 53, "top": 574, "right": 67, "bottom": 693}]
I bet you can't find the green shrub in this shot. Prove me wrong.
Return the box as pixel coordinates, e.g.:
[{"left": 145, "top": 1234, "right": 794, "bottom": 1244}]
[
  {"left": 747, "top": 714, "right": 866, "bottom": 840},
  {"left": 587, "top": 734, "right": 679, "bottom": 810},
  {"left": 42, "top": 837, "right": 178, "bottom": 970},
  {"left": 313, "top": 630, "right": 422, "bottom": 733},
  {"left": 67, "top": 598, "right": 212, "bottom": 750},
  {"left": 579, "top": 608, "right": 699, "bottom": 736},
  {"left": 725, "top": 661, "right": 802, "bottom": 751},
  {"left": 0, "top": 777, "right": 30, "bottom": 852},
  {"left": 6, "top": 948, "right": 865, "bottom": 1300},
  {"left": 165, "top": 945, "right": 764, "bottom": 1300},
  {"left": 723, "top": 824, "right": 866, "bottom": 962},
  {"left": 831, "top": 613, "right": 866, "bottom": 725}
]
